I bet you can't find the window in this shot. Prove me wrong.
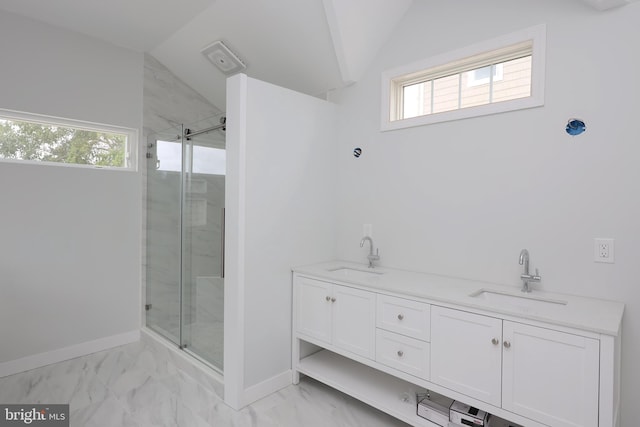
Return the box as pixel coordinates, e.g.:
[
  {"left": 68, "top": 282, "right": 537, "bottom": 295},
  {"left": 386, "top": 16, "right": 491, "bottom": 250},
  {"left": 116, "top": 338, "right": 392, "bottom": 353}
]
[
  {"left": 467, "top": 64, "right": 503, "bottom": 87},
  {"left": 156, "top": 140, "right": 226, "bottom": 175},
  {"left": 0, "top": 109, "right": 137, "bottom": 169},
  {"left": 381, "top": 25, "right": 545, "bottom": 131}
]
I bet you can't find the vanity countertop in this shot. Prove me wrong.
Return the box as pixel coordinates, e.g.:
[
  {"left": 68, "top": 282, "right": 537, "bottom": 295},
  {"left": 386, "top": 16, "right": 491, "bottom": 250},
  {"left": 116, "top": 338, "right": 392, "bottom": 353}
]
[{"left": 292, "top": 261, "right": 624, "bottom": 336}]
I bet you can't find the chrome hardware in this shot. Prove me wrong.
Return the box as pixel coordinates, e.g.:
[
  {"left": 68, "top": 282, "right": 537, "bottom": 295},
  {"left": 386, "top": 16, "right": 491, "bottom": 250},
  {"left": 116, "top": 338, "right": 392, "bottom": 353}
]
[
  {"left": 397, "top": 350, "right": 404, "bottom": 357},
  {"left": 331, "top": 297, "right": 336, "bottom": 303},
  {"left": 146, "top": 140, "right": 154, "bottom": 160},
  {"left": 326, "top": 296, "right": 331, "bottom": 302},
  {"left": 221, "top": 208, "right": 225, "bottom": 278},
  {"left": 492, "top": 338, "right": 499, "bottom": 345},
  {"left": 519, "top": 249, "right": 541, "bottom": 293},
  {"left": 504, "top": 341, "right": 511, "bottom": 349},
  {"left": 360, "top": 236, "right": 380, "bottom": 268},
  {"left": 397, "top": 314, "right": 404, "bottom": 321},
  {"left": 183, "top": 117, "right": 226, "bottom": 140}
]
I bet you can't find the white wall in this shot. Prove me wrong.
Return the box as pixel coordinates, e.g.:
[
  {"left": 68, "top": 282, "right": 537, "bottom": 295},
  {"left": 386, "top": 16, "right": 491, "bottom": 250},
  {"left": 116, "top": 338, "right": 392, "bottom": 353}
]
[
  {"left": 0, "top": 11, "right": 143, "bottom": 375},
  {"left": 225, "top": 74, "right": 337, "bottom": 407},
  {"left": 331, "top": 0, "right": 640, "bottom": 424}
]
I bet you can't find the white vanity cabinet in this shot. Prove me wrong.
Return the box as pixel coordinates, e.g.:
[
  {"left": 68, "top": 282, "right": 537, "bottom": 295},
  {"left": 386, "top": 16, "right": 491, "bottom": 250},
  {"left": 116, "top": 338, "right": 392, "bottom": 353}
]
[
  {"left": 430, "top": 306, "right": 503, "bottom": 406},
  {"left": 294, "top": 274, "right": 435, "bottom": 427},
  {"left": 376, "top": 295, "right": 431, "bottom": 379},
  {"left": 431, "top": 306, "right": 600, "bottom": 427},
  {"left": 292, "top": 264, "right": 623, "bottom": 427},
  {"left": 296, "top": 275, "right": 376, "bottom": 359},
  {"left": 502, "top": 321, "right": 599, "bottom": 427}
]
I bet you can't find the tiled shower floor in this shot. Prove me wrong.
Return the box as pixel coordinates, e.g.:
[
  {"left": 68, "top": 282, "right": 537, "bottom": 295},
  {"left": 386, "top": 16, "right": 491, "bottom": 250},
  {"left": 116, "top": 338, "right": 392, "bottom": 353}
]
[{"left": 0, "top": 338, "right": 408, "bottom": 426}]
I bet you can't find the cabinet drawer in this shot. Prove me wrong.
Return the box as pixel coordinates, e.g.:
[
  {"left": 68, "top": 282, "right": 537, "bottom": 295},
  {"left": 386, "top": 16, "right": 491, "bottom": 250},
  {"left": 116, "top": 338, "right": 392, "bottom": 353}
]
[
  {"left": 377, "top": 295, "right": 430, "bottom": 341},
  {"left": 375, "top": 329, "right": 430, "bottom": 379}
]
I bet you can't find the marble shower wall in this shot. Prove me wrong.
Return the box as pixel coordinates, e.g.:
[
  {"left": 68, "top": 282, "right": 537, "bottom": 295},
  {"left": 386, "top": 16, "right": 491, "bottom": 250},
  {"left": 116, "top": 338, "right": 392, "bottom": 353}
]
[
  {"left": 143, "top": 54, "right": 223, "bottom": 135},
  {"left": 142, "top": 53, "right": 225, "bottom": 367}
]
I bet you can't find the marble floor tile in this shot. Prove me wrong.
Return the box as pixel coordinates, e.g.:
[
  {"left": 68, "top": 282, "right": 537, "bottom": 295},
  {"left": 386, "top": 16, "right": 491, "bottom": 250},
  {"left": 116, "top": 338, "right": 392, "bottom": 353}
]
[{"left": 0, "top": 340, "right": 408, "bottom": 427}]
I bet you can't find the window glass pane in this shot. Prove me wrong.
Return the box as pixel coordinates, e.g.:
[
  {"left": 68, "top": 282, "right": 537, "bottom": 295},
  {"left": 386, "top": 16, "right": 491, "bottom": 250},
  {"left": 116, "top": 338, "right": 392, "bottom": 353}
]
[
  {"left": 157, "top": 140, "right": 226, "bottom": 175},
  {"left": 403, "top": 82, "right": 432, "bottom": 119},
  {"left": 492, "top": 56, "right": 532, "bottom": 103},
  {"left": 0, "top": 117, "right": 127, "bottom": 167},
  {"left": 466, "top": 64, "right": 504, "bottom": 87},
  {"left": 157, "top": 140, "right": 182, "bottom": 172},
  {"left": 193, "top": 146, "right": 225, "bottom": 175},
  {"left": 432, "top": 74, "right": 460, "bottom": 114},
  {"left": 473, "top": 65, "right": 492, "bottom": 82},
  {"left": 461, "top": 68, "right": 491, "bottom": 108}
]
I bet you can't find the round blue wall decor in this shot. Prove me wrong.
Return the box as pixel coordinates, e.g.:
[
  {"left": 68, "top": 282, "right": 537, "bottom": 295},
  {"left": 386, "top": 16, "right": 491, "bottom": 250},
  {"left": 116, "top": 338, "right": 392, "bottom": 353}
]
[
  {"left": 353, "top": 147, "right": 362, "bottom": 158},
  {"left": 566, "top": 119, "right": 586, "bottom": 136}
]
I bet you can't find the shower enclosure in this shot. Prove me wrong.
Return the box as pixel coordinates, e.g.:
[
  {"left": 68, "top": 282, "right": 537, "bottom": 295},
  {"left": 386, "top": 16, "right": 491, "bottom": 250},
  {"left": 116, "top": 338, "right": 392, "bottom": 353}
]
[{"left": 145, "top": 116, "right": 226, "bottom": 372}]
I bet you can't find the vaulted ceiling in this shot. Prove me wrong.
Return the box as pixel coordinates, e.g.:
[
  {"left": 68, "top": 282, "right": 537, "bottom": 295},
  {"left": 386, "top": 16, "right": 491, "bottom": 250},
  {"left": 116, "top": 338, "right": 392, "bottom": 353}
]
[
  {"left": 146, "top": 0, "right": 412, "bottom": 111},
  {"left": 0, "top": 0, "right": 635, "bottom": 112}
]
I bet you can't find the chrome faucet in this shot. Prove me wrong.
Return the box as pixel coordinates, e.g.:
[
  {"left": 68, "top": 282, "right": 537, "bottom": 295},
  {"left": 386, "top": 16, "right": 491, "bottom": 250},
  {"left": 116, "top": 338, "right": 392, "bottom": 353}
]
[
  {"left": 519, "top": 249, "right": 541, "bottom": 293},
  {"left": 360, "top": 236, "right": 380, "bottom": 268}
]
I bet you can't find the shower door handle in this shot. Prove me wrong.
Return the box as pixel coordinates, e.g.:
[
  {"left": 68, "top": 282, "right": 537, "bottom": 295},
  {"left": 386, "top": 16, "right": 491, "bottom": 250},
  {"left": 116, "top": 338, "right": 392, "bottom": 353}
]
[{"left": 221, "top": 208, "right": 225, "bottom": 279}]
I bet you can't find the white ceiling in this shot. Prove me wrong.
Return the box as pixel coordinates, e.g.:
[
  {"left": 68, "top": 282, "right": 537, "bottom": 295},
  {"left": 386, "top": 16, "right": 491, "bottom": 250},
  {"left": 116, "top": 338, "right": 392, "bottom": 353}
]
[
  {"left": 0, "top": 0, "right": 636, "bottom": 111},
  {"left": 0, "top": 0, "right": 410, "bottom": 111},
  {"left": 150, "top": 0, "right": 346, "bottom": 111},
  {"left": 0, "top": 0, "right": 216, "bottom": 52},
  {"left": 322, "top": 0, "right": 413, "bottom": 84}
]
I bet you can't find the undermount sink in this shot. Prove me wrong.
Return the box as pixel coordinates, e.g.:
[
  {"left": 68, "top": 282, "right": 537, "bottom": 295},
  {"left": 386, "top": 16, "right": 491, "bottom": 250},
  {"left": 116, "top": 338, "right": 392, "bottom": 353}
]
[
  {"left": 470, "top": 289, "right": 568, "bottom": 311},
  {"left": 328, "top": 267, "right": 384, "bottom": 280}
]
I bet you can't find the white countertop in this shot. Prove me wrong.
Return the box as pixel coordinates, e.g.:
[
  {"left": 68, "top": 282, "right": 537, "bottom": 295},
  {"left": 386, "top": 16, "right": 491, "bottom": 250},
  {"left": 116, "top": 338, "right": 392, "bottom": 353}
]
[{"left": 292, "top": 261, "right": 625, "bottom": 336}]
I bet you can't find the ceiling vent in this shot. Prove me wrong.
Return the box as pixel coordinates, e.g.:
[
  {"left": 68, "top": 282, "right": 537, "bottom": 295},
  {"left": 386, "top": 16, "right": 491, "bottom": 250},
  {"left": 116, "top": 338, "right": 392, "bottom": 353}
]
[{"left": 201, "top": 40, "right": 246, "bottom": 75}]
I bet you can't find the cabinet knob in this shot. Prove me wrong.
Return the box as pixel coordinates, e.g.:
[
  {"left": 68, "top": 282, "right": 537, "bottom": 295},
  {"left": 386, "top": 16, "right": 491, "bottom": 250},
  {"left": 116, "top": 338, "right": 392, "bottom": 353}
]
[
  {"left": 491, "top": 338, "right": 499, "bottom": 345},
  {"left": 397, "top": 350, "right": 404, "bottom": 357},
  {"left": 331, "top": 297, "right": 336, "bottom": 303},
  {"left": 397, "top": 313, "right": 404, "bottom": 321},
  {"left": 325, "top": 296, "right": 331, "bottom": 302},
  {"left": 503, "top": 341, "right": 511, "bottom": 349}
]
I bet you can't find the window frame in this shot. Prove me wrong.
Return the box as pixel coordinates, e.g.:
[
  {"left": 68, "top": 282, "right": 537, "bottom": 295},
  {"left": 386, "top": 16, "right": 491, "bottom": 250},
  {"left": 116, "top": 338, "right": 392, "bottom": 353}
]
[
  {"left": 381, "top": 24, "right": 546, "bottom": 131},
  {"left": 0, "top": 108, "right": 138, "bottom": 171}
]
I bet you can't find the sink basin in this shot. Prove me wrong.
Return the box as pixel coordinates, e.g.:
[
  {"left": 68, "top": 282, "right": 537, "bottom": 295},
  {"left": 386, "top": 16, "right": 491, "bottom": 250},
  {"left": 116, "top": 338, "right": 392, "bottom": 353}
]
[
  {"left": 328, "top": 267, "right": 384, "bottom": 280},
  {"left": 470, "top": 289, "right": 567, "bottom": 312}
]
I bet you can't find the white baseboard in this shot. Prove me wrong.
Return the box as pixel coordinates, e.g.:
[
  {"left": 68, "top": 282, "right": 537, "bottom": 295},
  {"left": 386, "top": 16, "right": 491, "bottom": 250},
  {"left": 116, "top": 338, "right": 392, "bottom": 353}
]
[
  {"left": 0, "top": 329, "right": 140, "bottom": 378},
  {"left": 239, "top": 370, "right": 293, "bottom": 407}
]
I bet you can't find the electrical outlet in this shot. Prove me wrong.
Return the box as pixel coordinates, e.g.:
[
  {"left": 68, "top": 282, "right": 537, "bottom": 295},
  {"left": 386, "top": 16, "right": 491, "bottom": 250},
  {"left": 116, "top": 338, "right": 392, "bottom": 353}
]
[
  {"left": 594, "top": 238, "right": 615, "bottom": 263},
  {"left": 363, "top": 224, "right": 373, "bottom": 237}
]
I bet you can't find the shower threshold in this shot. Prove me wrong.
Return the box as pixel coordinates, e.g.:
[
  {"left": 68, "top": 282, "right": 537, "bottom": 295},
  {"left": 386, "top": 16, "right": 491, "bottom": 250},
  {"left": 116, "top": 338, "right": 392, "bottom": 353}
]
[{"left": 141, "top": 328, "right": 224, "bottom": 398}]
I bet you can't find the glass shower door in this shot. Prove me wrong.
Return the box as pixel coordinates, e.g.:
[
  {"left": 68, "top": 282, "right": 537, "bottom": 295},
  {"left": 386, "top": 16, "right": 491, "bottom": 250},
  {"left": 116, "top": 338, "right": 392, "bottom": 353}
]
[
  {"left": 145, "top": 125, "right": 183, "bottom": 346},
  {"left": 145, "top": 121, "right": 225, "bottom": 373},
  {"left": 180, "top": 129, "right": 225, "bottom": 371}
]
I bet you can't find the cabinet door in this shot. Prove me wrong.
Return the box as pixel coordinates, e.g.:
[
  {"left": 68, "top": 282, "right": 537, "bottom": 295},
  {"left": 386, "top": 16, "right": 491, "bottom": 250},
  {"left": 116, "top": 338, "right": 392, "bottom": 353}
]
[
  {"left": 502, "top": 321, "right": 599, "bottom": 427},
  {"left": 332, "top": 285, "right": 376, "bottom": 359},
  {"left": 430, "top": 306, "right": 502, "bottom": 406},
  {"left": 296, "top": 277, "right": 332, "bottom": 344}
]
